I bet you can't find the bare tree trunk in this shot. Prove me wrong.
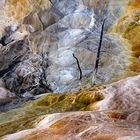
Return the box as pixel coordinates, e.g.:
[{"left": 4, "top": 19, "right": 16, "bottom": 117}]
[
  {"left": 73, "top": 53, "right": 82, "bottom": 80},
  {"left": 91, "top": 18, "right": 106, "bottom": 86}
]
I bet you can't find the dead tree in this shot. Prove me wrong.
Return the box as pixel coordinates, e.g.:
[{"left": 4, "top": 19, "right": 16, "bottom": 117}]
[
  {"left": 91, "top": 18, "right": 106, "bottom": 86},
  {"left": 73, "top": 53, "right": 82, "bottom": 80}
]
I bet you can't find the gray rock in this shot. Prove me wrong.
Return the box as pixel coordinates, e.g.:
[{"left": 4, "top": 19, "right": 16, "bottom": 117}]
[
  {"left": 0, "top": 87, "right": 15, "bottom": 99},
  {"left": 0, "top": 0, "right": 136, "bottom": 94}
]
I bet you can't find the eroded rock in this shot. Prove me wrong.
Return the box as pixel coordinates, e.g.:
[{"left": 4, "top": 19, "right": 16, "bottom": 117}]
[
  {"left": 2, "top": 75, "right": 140, "bottom": 139},
  {"left": 0, "top": 0, "right": 138, "bottom": 94},
  {"left": 3, "top": 111, "right": 140, "bottom": 140}
]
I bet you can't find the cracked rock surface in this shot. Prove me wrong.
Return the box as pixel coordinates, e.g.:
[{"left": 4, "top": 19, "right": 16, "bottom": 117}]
[{"left": 0, "top": 0, "right": 138, "bottom": 95}]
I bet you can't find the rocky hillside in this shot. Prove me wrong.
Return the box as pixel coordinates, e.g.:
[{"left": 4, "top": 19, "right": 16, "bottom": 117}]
[
  {"left": 0, "top": 0, "right": 140, "bottom": 139},
  {"left": 0, "top": 0, "right": 139, "bottom": 96}
]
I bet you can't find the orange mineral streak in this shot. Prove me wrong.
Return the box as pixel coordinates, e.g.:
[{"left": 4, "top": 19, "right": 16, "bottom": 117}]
[
  {"left": 127, "top": 0, "right": 140, "bottom": 11},
  {"left": 6, "top": 0, "right": 32, "bottom": 21},
  {"left": 3, "top": 75, "right": 140, "bottom": 139},
  {"left": 16, "top": 111, "right": 140, "bottom": 140},
  {"left": 111, "top": 0, "right": 140, "bottom": 72},
  {"left": 6, "top": 0, "right": 51, "bottom": 21}
]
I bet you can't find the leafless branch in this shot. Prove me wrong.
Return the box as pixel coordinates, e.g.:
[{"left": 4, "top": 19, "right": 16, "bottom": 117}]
[{"left": 73, "top": 53, "right": 82, "bottom": 80}]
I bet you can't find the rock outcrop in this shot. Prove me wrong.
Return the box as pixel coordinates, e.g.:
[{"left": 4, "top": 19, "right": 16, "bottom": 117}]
[
  {"left": 2, "top": 75, "right": 140, "bottom": 140},
  {"left": 0, "top": 0, "right": 140, "bottom": 139},
  {"left": 0, "top": 0, "right": 139, "bottom": 95}
]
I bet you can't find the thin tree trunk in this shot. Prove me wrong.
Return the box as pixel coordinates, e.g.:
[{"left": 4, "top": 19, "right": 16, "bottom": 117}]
[
  {"left": 91, "top": 18, "right": 106, "bottom": 86},
  {"left": 73, "top": 53, "right": 82, "bottom": 80}
]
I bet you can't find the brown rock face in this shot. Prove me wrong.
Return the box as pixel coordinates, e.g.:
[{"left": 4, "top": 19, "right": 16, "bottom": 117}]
[
  {"left": 1, "top": 0, "right": 140, "bottom": 139},
  {"left": 3, "top": 111, "right": 140, "bottom": 140},
  {"left": 97, "top": 75, "right": 140, "bottom": 112},
  {"left": 6, "top": 0, "right": 51, "bottom": 20},
  {"left": 111, "top": 0, "right": 140, "bottom": 71},
  {"left": 2, "top": 75, "right": 140, "bottom": 140}
]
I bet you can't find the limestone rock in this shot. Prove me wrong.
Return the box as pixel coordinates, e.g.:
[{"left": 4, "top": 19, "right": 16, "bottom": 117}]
[
  {"left": 0, "top": 39, "right": 29, "bottom": 71},
  {"left": 97, "top": 75, "right": 140, "bottom": 112},
  {"left": 0, "top": 88, "right": 15, "bottom": 99},
  {"left": 0, "top": 0, "right": 140, "bottom": 139},
  {"left": 0, "top": 79, "right": 15, "bottom": 104},
  {"left": 0, "top": 0, "right": 140, "bottom": 95},
  {"left": 2, "top": 75, "right": 140, "bottom": 138},
  {"left": 3, "top": 111, "right": 140, "bottom": 140}
]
